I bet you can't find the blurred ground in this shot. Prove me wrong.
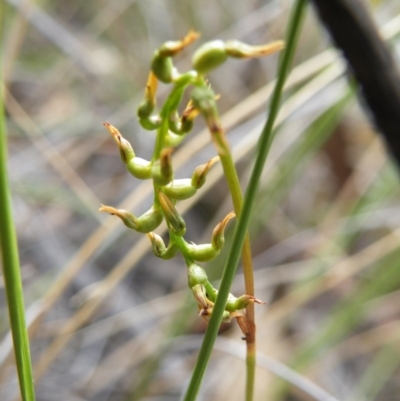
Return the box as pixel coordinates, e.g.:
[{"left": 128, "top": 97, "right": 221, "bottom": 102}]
[{"left": 2, "top": 1, "right": 400, "bottom": 400}]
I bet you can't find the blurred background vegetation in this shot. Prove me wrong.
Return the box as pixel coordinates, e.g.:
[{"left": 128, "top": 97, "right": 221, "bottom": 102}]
[{"left": 1, "top": 0, "right": 400, "bottom": 400}]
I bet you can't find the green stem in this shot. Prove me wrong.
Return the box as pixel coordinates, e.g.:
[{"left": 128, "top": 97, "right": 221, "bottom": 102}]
[
  {"left": 183, "top": 1, "right": 307, "bottom": 400},
  {"left": 0, "top": 86, "right": 36, "bottom": 398}
]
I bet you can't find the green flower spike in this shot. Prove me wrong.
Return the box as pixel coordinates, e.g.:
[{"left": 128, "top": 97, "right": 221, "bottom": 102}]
[
  {"left": 192, "top": 39, "right": 284, "bottom": 75},
  {"left": 186, "top": 211, "right": 235, "bottom": 262},
  {"left": 151, "top": 30, "right": 200, "bottom": 83},
  {"left": 147, "top": 232, "right": 178, "bottom": 259},
  {"left": 103, "top": 122, "right": 152, "bottom": 180},
  {"left": 99, "top": 204, "right": 163, "bottom": 233},
  {"left": 161, "top": 156, "right": 219, "bottom": 201},
  {"left": 158, "top": 192, "right": 186, "bottom": 236}
]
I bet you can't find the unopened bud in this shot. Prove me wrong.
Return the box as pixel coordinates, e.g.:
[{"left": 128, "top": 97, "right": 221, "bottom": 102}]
[
  {"left": 151, "top": 53, "right": 176, "bottom": 83},
  {"left": 225, "top": 40, "right": 284, "bottom": 59},
  {"left": 162, "top": 179, "right": 197, "bottom": 200},
  {"left": 192, "top": 39, "right": 284, "bottom": 75},
  {"left": 186, "top": 211, "right": 234, "bottom": 262},
  {"left": 152, "top": 31, "right": 199, "bottom": 83},
  {"left": 187, "top": 243, "right": 218, "bottom": 262},
  {"left": 158, "top": 192, "right": 186, "bottom": 236},
  {"left": 99, "top": 204, "right": 163, "bottom": 233},
  {"left": 126, "top": 157, "right": 152, "bottom": 180},
  {"left": 191, "top": 156, "right": 219, "bottom": 189},
  {"left": 103, "top": 122, "right": 135, "bottom": 163},
  {"left": 165, "top": 131, "right": 186, "bottom": 147},
  {"left": 187, "top": 263, "right": 208, "bottom": 288},
  {"left": 158, "top": 30, "right": 200, "bottom": 57},
  {"left": 192, "top": 40, "right": 228, "bottom": 75},
  {"left": 137, "top": 72, "right": 158, "bottom": 119},
  {"left": 139, "top": 115, "right": 161, "bottom": 131},
  {"left": 152, "top": 148, "right": 173, "bottom": 186},
  {"left": 225, "top": 293, "right": 265, "bottom": 312},
  {"left": 147, "top": 232, "right": 177, "bottom": 259},
  {"left": 212, "top": 211, "right": 235, "bottom": 250}
]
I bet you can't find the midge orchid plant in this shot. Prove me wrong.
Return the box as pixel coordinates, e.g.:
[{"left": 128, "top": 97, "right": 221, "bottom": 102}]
[{"left": 100, "top": 31, "right": 283, "bottom": 335}]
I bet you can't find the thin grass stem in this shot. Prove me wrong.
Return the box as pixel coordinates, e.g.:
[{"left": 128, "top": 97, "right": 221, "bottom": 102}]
[{"left": 0, "top": 85, "right": 36, "bottom": 400}]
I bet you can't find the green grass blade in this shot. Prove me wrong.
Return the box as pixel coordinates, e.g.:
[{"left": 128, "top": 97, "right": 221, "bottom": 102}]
[
  {"left": 0, "top": 83, "right": 36, "bottom": 399},
  {"left": 182, "top": 1, "right": 308, "bottom": 400}
]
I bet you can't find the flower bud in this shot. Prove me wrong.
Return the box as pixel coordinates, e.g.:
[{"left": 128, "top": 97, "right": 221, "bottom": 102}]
[
  {"left": 191, "top": 284, "right": 210, "bottom": 310},
  {"left": 152, "top": 31, "right": 199, "bottom": 83},
  {"left": 192, "top": 40, "right": 228, "bottom": 75},
  {"left": 187, "top": 243, "right": 217, "bottom": 262},
  {"left": 139, "top": 115, "right": 161, "bottom": 131},
  {"left": 211, "top": 211, "right": 235, "bottom": 250},
  {"left": 103, "top": 122, "right": 152, "bottom": 179},
  {"left": 103, "top": 122, "right": 135, "bottom": 163},
  {"left": 137, "top": 72, "right": 158, "bottom": 119},
  {"left": 192, "top": 39, "right": 284, "bottom": 75},
  {"left": 152, "top": 148, "right": 173, "bottom": 186},
  {"left": 225, "top": 293, "right": 265, "bottom": 312},
  {"left": 165, "top": 131, "right": 186, "bottom": 147},
  {"left": 151, "top": 53, "right": 176, "bottom": 83},
  {"left": 225, "top": 40, "right": 284, "bottom": 59},
  {"left": 181, "top": 99, "right": 199, "bottom": 129},
  {"left": 126, "top": 157, "right": 152, "bottom": 180},
  {"left": 158, "top": 30, "right": 200, "bottom": 57},
  {"left": 162, "top": 179, "right": 197, "bottom": 200},
  {"left": 158, "top": 192, "right": 186, "bottom": 236},
  {"left": 187, "top": 263, "right": 208, "bottom": 288},
  {"left": 99, "top": 204, "right": 163, "bottom": 233},
  {"left": 147, "top": 232, "right": 177, "bottom": 259},
  {"left": 191, "top": 156, "right": 219, "bottom": 189}
]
